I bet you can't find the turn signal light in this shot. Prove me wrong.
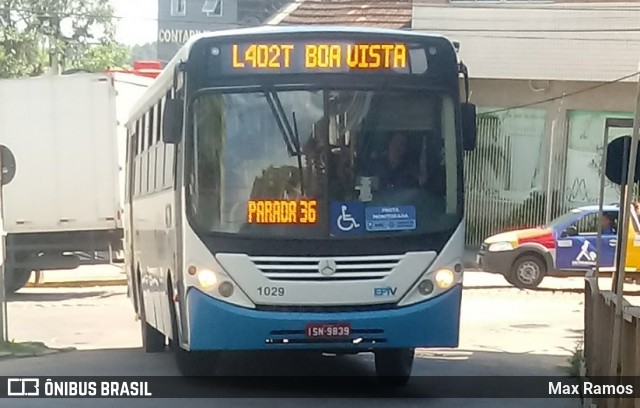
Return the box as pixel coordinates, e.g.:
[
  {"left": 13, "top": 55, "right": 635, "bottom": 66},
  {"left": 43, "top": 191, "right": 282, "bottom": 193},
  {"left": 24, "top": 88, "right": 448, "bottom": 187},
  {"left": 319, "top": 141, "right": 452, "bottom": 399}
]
[{"left": 187, "top": 265, "right": 197, "bottom": 276}]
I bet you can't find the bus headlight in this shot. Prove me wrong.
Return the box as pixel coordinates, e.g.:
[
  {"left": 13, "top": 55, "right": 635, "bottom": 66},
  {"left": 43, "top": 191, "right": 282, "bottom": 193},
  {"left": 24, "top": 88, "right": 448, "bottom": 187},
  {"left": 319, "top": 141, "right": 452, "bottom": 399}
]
[
  {"left": 197, "top": 269, "right": 218, "bottom": 289},
  {"left": 434, "top": 269, "right": 455, "bottom": 289}
]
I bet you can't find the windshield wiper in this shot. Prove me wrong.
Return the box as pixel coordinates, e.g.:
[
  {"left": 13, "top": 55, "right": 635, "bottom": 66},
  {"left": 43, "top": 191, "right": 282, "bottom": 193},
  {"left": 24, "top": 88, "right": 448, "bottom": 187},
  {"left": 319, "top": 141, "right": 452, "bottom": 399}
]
[
  {"left": 263, "top": 89, "right": 305, "bottom": 196},
  {"left": 264, "top": 90, "right": 296, "bottom": 156},
  {"left": 291, "top": 111, "right": 305, "bottom": 196}
]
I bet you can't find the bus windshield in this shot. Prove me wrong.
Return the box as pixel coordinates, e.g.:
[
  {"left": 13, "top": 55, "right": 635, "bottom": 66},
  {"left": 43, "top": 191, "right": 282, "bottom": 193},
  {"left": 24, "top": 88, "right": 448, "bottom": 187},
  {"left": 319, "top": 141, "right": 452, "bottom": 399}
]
[{"left": 187, "top": 88, "right": 459, "bottom": 239}]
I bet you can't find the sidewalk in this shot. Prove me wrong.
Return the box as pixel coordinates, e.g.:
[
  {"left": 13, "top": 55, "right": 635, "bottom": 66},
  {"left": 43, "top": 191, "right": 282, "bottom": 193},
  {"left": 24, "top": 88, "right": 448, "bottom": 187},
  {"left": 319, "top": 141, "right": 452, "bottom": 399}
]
[{"left": 25, "top": 265, "right": 127, "bottom": 288}]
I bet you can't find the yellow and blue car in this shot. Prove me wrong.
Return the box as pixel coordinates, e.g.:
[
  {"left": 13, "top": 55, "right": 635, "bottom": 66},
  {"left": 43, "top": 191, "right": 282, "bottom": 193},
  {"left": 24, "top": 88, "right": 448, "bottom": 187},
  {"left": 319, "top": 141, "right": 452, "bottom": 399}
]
[{"left": 478, "top": 204, "right": 640, "bottom": 288}]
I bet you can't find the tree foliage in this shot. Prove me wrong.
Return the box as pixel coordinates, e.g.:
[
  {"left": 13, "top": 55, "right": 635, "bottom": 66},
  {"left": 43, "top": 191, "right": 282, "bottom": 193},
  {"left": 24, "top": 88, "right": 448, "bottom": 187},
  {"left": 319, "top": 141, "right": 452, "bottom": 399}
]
[
  {"left": 130, "top": 42, "right": 157, "bottom": 63},
  {"left": 0, "top": 0, "right": 130, "bottom": 78}
]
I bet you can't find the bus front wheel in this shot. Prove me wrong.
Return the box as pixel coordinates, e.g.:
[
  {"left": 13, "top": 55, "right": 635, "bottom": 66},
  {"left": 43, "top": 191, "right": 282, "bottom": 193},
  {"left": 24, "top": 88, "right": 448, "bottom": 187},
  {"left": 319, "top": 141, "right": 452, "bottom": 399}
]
[
  {"left": 168, "top": 282, "right": 216, "bottom": 376},
  {"left": 374, "top": 348, "right": 414, "bottom": 386}
]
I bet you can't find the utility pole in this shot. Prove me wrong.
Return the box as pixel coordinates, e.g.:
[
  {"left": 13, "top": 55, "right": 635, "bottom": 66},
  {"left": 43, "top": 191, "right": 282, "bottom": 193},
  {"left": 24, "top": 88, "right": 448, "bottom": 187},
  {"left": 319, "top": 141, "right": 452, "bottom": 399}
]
[
  {"left": 39, "top": 14, "right": 60, "bottom": 76},
  {"left": 544, "top": 120, "right": 556, "bottom": 225},
  {"left": 0, "top": 151, "right": 6, "bottom": 343}
]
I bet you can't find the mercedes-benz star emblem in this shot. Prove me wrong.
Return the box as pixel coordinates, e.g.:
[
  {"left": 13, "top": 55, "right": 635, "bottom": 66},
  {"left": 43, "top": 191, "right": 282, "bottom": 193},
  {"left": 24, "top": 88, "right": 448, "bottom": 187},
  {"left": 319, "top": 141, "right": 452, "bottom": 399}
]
[{"left": 318, "top": 259, "right": 337, "bottom": 276}]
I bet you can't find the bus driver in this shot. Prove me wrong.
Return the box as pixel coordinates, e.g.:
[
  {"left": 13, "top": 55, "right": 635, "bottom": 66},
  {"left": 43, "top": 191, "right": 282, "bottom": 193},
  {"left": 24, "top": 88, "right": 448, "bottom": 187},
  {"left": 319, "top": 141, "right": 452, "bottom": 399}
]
[{"left": 378, "top": 132, "right": 420, "bottom": 189}]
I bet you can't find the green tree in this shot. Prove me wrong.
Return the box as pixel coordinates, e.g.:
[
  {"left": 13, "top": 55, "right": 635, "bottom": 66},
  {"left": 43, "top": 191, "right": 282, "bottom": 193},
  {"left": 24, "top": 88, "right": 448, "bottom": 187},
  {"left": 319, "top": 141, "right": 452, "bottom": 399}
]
[
  {"left": 0, "top": 0, "right": 130, "bottom": 78},
  {"left": 130, "top": 42, "right": 157, "bottom": 63}
]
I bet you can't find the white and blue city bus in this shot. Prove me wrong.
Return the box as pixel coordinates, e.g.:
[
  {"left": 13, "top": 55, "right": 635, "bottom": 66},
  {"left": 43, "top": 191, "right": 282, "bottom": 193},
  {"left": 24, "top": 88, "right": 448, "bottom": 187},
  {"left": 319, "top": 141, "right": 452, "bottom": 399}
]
[{"left": 123, "top": 26, "right": 476, "bottom": 383}]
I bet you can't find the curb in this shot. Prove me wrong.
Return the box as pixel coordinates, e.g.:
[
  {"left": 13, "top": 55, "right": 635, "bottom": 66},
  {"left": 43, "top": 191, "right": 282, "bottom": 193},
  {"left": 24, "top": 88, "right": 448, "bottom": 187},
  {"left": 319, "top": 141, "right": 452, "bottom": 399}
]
[
  {"left": 0, "top": 342, "right": 76, "bottom": 360},
  {"left": 25, "top": 279, "right": 127, "bottom": 288}
]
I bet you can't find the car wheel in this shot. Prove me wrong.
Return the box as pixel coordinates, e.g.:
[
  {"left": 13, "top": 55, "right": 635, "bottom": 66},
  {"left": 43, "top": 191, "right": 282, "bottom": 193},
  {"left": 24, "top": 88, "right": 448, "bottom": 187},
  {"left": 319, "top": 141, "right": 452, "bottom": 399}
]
[
  {"left": 509, "top": 254, "right": 546, "bottom": 289},
  {"left": 502, "top": 274, "right": 517, "bottom": 286}
]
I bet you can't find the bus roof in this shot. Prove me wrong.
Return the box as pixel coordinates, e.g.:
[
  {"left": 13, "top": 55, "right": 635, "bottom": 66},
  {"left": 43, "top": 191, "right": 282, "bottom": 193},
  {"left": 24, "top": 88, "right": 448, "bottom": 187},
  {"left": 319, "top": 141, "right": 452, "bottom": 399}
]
[
  {"left": 127, "top": 25, "right": 457, "bottom": 126},
  {"left": 184, "top": 25, "right": 451, "bottom": 43}
]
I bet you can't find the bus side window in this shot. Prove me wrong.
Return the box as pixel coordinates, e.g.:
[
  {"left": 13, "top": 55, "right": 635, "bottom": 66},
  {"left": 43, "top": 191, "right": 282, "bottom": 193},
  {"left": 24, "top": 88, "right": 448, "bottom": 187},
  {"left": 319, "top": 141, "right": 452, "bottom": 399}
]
[
  {"left": 135, "top": 119, "right": 143, "bottom": 197},
  {"left": 134, "top": 156, "right": 141, "bottom": 197},
  {"left": 125, "top": 130, "right": 136, "bottom": 201},
  {"left": 141, "top": 113, "right": 149, "bottom": 195},
  {"left": 163, "top": 92, "right": 175, "bottom": 189},
  {"left": 155, "top": 99, "right": 165, "bottom": 191},
  {"left": 150, "top": 105, "right": 159, "bottom": 192},
  {"left": 164, "top": 143, "right": 174, "bottom": 189}
]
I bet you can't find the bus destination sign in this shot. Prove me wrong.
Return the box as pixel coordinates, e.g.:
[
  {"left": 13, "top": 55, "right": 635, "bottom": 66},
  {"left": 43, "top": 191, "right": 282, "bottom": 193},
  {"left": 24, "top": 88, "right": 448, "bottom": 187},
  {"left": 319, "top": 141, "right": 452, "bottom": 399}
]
[
  {"left": 247, "top": 199, "right": 318, "bottom": 225},
  {"left": 221, "top": 41, "right": 411, "bottom": 74}
]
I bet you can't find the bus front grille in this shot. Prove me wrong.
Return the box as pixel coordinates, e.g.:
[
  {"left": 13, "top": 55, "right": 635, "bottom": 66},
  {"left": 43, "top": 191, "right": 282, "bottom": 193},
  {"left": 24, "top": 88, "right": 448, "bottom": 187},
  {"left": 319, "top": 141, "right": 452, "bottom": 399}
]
[{"left": 249, "top": 254, "right": 403, "bottom": 281}]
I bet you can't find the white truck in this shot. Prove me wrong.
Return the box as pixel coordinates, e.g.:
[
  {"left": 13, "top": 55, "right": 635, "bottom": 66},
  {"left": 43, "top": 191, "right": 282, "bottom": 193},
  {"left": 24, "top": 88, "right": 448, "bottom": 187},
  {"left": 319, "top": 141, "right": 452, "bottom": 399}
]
[{"left": 0, "top": 73, "right": 124, "bottom": 293}]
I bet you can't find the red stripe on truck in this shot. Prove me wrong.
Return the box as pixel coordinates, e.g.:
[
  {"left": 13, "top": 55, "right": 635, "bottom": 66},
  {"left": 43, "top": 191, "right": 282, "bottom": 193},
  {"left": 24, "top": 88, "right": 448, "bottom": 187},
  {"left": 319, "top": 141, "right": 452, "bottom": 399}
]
[{"left": 518, "top": 230, "right": 555, "bottom": 249}]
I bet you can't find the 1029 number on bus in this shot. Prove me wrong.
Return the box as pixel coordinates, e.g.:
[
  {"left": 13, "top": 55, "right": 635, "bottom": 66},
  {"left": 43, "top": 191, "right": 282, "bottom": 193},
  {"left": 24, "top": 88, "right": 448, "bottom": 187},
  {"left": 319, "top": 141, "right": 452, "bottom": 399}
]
[{"left": 258, "top": 286, "right": 285, "bottom": 297}]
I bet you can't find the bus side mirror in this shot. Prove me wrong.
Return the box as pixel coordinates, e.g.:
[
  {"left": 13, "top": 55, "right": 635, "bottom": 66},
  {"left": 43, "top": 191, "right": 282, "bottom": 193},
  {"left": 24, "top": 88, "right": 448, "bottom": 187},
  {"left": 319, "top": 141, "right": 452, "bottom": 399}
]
[
  {"left": 461, "top": 103, "right": 477, "bottom": 151},
  {"left": 162, "top": 98, "right": 183, "bottom": 144}
]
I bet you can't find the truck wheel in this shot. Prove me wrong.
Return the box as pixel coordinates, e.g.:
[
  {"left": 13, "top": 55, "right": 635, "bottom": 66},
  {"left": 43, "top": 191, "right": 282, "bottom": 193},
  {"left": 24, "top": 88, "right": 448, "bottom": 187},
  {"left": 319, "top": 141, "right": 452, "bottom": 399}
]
[
  {"left": 509, "top": 255, "right": 546, "bottom": 289},
  {"left": 136, "top": 271, "right": 165, "bottom": 353},
  {"left": 4, "top": 269, "right": 32, "bottom": 294},
  {"left": 375, "top": 348, "right": 414, "bottom": 386}
]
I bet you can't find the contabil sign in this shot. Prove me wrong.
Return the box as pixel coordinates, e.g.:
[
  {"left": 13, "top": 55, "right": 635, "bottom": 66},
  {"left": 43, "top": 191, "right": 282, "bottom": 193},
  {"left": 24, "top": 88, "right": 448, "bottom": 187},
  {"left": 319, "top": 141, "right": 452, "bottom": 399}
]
[{"left": 158, "top": 29, "right": 207, "bottom": 44}]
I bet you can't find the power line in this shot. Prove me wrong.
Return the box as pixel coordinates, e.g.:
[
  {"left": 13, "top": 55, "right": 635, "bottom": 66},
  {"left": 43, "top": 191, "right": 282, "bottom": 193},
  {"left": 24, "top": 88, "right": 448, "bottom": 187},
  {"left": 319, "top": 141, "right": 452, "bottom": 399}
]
[
  {"left": 5, "top": 3, "right": 640, "bottom": 28},
  {"left": 444, "top": 34, "right": 640, "bottom": 43},
  {"left": 0, "top": 7, "right": 261, "bottom": 27},
  {"left": 479, "top": 70, "right": 640, "bottom": 115}
]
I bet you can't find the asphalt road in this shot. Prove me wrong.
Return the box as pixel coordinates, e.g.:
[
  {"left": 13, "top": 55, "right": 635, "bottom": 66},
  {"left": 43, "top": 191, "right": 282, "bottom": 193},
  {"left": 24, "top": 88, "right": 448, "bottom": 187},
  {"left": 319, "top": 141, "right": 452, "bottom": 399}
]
[{"left": 0, "top": 271, "right": 586, "bottom": 407}]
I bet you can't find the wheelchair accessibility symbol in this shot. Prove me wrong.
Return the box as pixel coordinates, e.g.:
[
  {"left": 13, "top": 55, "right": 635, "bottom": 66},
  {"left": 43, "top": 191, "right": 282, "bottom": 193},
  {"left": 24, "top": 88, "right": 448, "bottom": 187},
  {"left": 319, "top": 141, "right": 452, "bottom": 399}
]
[
  {"left": 337, "top": 205, "right": 360, "bottom": 231},
  {"left": 330, "top": 202, "right": 364, "bottom": 236}
]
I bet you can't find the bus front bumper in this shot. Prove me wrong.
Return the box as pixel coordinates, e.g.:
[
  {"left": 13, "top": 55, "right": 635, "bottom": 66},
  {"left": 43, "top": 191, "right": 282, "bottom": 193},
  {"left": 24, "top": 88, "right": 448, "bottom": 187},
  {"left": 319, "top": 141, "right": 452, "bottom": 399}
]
[{"left": 186, "top": 285, "right": 462, "bottom": 351}]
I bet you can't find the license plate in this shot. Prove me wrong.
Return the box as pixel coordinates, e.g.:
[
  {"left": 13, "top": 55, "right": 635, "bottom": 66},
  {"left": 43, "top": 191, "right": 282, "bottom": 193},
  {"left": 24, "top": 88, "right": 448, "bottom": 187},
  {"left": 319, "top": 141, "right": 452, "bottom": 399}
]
[{"left": 305, "top": 322, "right": 351, "bottom": 338}]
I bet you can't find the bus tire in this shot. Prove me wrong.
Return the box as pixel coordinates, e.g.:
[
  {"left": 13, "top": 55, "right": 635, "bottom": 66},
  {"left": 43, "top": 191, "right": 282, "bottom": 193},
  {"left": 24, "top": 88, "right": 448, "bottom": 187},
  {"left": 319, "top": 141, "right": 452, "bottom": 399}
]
[
  {"left": 509, "top": 254, "right": 546, "bottom": 289},
  {"left": 374, "top": 348, "right": 414, "bottom": 386},
  {"left": 167, "top": 279, "right": 215, "bottom": 376},
  {"left": 175, "top": 347, "right": 212, "bottom": 376},
  {"left": 4, "top": 268, "right": 32, "bottom": 294},
  {"left": 136, "top": 270, "right": 166, "bottom": 353}
]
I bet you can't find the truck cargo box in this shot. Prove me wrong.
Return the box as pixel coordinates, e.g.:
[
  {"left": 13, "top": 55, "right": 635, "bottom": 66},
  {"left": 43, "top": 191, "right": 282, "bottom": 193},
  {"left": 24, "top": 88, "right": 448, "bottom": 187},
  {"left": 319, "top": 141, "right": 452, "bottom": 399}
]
[{"left": 0, "top": 73, "right": 120, "bottom": 234}]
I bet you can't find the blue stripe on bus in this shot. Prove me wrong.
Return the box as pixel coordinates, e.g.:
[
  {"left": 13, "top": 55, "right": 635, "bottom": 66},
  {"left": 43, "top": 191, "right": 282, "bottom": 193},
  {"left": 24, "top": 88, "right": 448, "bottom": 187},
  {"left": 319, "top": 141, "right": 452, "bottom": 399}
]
[{"left": 186, "top": 285, "right": 461, "bottom": 351}]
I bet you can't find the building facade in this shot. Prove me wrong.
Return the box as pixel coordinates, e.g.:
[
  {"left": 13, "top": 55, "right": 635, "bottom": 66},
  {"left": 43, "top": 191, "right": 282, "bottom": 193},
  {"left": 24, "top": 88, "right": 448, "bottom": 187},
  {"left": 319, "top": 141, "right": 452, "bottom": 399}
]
[
  {"left": 157, "top": 0, "right": 291, "bottom": 63},
  {"left": 412, "top": 1, "right": 640, "bottom": 244}
]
